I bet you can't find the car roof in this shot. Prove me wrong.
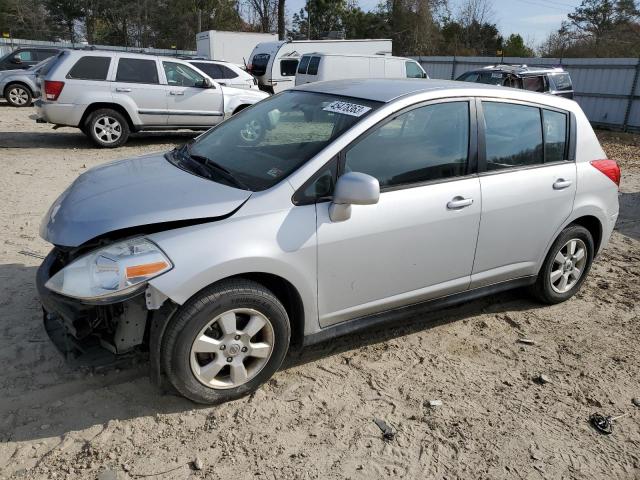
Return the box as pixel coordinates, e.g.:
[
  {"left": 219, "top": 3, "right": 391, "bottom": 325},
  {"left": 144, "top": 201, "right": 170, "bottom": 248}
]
[
  {"left": 468, "top": 64, "right": 566, "bottom": 75},
  {"left": 294, "top": 78, "right": 576, "bottom": 108}
]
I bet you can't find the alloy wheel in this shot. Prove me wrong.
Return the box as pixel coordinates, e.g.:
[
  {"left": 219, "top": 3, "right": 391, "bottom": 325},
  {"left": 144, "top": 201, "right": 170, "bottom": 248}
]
[
  {"left": 189, "top": 308, "right": 275, "bottom": 389},
  {"left": 550, "top": 238, "right": 587, "bottom": 293},
  {"left": 93, "top": 115, "right": 122, "bottom": 143},
  {"left": 8, "top": 87, "right": 29, "bottom": 105}
]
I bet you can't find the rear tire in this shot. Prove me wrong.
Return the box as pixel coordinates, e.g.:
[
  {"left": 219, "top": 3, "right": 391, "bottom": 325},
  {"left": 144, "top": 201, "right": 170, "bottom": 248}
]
[
  {"left": 530, "top": 225, "right": 594, "bottom": 304},
  {"left": 161, "top": 279, "right": 290, "bottom": 404},
  {"left": 85, "top": 108, "right": 130, "bottom": 148},
  {"left": 5, "top": 83, "right": 32, "bottom": 107}
]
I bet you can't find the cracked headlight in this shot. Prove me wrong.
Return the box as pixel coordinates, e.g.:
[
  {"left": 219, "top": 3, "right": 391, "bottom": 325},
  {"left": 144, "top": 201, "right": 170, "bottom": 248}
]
[{"left": 45, "top": 238, "right": 172, "bottom": 300}]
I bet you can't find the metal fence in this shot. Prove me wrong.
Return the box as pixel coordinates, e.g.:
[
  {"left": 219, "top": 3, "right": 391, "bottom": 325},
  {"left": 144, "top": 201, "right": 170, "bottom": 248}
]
[
  {"left": 0, "top": 37, "right": 197, "bottom": 58},
  {"left": 412, "top": 56, "right": 640, "bottom": 132}
]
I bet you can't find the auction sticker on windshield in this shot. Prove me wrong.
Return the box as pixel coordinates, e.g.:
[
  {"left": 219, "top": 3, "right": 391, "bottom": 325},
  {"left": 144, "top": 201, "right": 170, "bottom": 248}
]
[{"left": 323, "top": 101, "right": 372, "bottom": 117}]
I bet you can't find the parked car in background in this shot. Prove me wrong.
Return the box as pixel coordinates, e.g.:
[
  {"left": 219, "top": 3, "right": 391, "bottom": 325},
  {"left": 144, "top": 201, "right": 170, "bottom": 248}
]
[
  {"left": 34, "top": 50, "right": 268, "bottom": 147},
  {"left": 0, "top": 46, "right": 60, "bottom": 71},
  {"left": 295, "top": 53, "right": 427, "bottom": 86},
  {"left": 0, "top": 56, "right": 57, "bottom": 107},
  {"left": 247, "top": 39, "right": 392, "bottom": 93},
  {"left": 456, "top": 65, "right": 574, "bottom": 98},
  {"left": 187, "top": 59, "right": 257, "bottom": 89},
  {"left": 37, "top": 79, "right": 619, "bottom": 404}
]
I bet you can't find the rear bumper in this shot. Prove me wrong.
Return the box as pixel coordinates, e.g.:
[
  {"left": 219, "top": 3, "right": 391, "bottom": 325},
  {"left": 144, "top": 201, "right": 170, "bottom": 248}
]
[{"left": 34, "top": 99, "right": 85, "bottom": 127}]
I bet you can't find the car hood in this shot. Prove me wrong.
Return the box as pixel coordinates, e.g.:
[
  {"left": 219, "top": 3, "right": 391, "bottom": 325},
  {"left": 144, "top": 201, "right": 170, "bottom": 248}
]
[{"left": 41, "top": 152, "right": 252, "bottom": 247}]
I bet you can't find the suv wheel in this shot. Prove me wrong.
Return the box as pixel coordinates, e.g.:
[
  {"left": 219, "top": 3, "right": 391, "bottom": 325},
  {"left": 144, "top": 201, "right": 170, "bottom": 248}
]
[
  {"left": 161, "top": 279, "right": 291, "bottom": 404},
  {"left": 5, "top": 83, "right": 32, "bottom": 107},
  {"left": 530, "top": 225, "right": 594, "bottom": 304},
  {"left": 85, "top": 109, "right": 130, "bottom": 148}
]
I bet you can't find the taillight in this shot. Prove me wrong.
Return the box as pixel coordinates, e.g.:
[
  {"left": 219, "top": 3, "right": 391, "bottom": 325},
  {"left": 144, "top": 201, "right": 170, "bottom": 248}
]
[
  {"left": 44, "top": 80, "right": 64, "bottom": 101},
  {"left": 590, "top": 159, "right": 621, "bottom": 187}
]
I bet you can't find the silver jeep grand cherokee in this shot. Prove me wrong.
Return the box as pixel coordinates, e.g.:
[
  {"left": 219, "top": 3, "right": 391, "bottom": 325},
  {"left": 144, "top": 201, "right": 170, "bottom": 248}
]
[
  {"left": 34, "top": 50, "right": 268, "bottom": 148},
  {"left": 37, "top": 79, "right": 620, "bottom": 404}
]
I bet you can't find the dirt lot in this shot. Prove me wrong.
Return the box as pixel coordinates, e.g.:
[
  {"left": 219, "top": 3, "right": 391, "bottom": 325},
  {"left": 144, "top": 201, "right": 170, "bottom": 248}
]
[{"left": 0, "top": 103, "right": 639, "bottom": 480}]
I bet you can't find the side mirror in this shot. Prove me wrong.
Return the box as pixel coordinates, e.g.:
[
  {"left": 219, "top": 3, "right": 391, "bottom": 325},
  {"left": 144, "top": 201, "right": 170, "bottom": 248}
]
[
  {"left": 329, "top": 172, "right": 380, "bottom": 222},
  {"left": 11, "top": 55, "right": 22, "bottom": 64},
  {"left": 202, "top": 77, "right": 214, "bottom": 88}
]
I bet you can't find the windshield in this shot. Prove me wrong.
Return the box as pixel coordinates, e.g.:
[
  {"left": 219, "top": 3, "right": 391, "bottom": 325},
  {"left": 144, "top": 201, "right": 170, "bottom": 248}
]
[{"left": 180, "top": 91, "right": 381, "bottom": 191}]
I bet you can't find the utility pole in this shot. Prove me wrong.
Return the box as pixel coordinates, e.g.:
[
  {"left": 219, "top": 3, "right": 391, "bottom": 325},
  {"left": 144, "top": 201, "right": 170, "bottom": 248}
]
[{"left": 197, "top": 9, "right": 202, "bottom": 33}]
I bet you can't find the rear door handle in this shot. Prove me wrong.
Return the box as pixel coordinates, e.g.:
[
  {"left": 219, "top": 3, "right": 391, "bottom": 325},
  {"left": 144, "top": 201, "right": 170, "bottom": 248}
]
[
  {"left": 115, "top": 88, "right": 132, "bottom": 92},
  {"left": 447, "top": 196, "right": 474, "bottom": 209},
  {"left": 170, "top": 91, "right": 184, "bottom": 96},
  {"left": 553, "top": 179, "right": 573, "bottom": 190}
]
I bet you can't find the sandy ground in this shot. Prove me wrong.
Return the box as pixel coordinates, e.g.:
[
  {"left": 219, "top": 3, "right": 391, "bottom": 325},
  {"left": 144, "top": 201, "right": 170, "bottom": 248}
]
[{"left": 0, "top": 103, "right": 639, "bottom": 480}]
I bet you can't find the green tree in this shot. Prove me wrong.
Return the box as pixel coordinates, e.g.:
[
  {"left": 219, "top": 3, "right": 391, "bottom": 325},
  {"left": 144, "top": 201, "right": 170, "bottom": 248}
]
[
  {"left": 502, "top": 33, "right": 533, "bottom": 57},
  {"left": 46, "top": 0, "right": 83, "bottom": 42}
]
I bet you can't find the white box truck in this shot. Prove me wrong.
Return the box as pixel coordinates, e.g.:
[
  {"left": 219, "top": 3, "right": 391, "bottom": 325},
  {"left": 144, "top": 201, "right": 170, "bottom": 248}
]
[
  {"left": 247, "top": 39, "right": 392, "bottom": 93},
  {"left": 196, "top": 30, "right": 278, "bottom": 65}
]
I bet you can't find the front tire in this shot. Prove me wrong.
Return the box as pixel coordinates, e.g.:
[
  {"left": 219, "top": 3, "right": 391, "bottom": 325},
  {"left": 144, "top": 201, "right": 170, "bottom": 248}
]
[
  {"left": 530, "top": 225, "right": 594, "bottom": 304},
  {"left": 161, "top": 279, "right": 291, "bottom": 404},
  {"left": 5, "top": 83, "right": 32, "bottom": 107},
  {"left": 85, "top": 108, "right": 130, "bottom": 148}
]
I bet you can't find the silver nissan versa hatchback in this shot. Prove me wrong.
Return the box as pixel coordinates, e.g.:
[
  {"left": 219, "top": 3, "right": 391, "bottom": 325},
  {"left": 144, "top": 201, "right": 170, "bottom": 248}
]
[{"left": 37, "top": 79, "right": 620, "bottom": 404}]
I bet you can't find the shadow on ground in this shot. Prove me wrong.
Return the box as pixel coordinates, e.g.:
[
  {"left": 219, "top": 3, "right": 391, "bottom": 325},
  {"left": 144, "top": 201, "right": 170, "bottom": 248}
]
[
  {"left": 0, "top": 130, "right": 198, "bottom": 149},
  {"left": 0, "top": 261, "right": 540, "bottom": 443}
]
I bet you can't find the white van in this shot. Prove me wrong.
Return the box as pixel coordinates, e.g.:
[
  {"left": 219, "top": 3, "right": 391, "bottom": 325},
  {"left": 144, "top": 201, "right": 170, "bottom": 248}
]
[
  {"left": 295, "top": 53, "right": 427, "bottom": 86},
  {"left": 247, "top": 39, "right": 392, "bottom": 93}
]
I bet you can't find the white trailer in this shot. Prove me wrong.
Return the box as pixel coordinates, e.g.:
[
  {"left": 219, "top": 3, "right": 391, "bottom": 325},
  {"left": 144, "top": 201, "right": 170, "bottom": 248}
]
[
  {"left": 196, "top": 30, "right": 278, "bottom": 66},
  {"left": 247, "top": 39, "right": 393, "bottom": 93}
]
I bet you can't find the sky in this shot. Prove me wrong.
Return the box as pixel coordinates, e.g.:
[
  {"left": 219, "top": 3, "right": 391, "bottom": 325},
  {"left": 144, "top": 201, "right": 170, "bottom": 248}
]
[{"left": 286, "top": 0, "right": 583, "bottom": 47}]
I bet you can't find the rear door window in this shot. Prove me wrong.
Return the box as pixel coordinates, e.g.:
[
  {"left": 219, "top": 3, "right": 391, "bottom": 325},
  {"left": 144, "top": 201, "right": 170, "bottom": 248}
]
[
  {"left": 34, "top": 50, "right": 57, "bottom": 61},
  {"left": 307, "top": 56, "right": 320, "bottom": 75},
  {"left": 280, "top": 59, "right": 299, "bottom": 76},
  {"left": 297, "top": 55, "right": 311, "bottom": 74},
  {"left": 67, "top": 56, "right": 111, "bottom": 80},
  {"left": 219, "top": 65, "right": 239, "bottom": 79},
  {"left": 482, "top": 101, "right": 543, "bottom": 170},
  {"left": 116, "top": 58, "right": 159, "bottom": 84},
  {"left": 191, "top": 62, "right": 223, "bottom": 79}
]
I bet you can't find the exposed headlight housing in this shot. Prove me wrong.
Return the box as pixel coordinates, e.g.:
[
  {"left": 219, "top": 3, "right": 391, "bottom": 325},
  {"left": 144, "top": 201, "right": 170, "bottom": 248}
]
[{"left": 45, "top": 238, "right": 172, "bottom": 301}]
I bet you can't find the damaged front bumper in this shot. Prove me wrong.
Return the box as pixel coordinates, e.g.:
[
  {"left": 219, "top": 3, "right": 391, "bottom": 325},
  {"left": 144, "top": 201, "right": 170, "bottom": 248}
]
[{"left": 37, "top": 248, "right": 149, "bottom": 355}]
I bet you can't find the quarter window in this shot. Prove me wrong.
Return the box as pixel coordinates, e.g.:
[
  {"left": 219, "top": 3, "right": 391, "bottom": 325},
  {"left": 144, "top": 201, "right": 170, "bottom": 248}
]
[
  {"left": 163, "top": 62, "right": 205, "bottom": 87},
  {"left": 281, "top": 59, "right": 299, "bottom": 76},
  {"left": 344, "top": 101, "right": 470, "bottom": 188},
  {"left": 67, "top": 56, "right": 111, "bottom": 80},
  {"left": 482, "top": 102, "right": 543, "bottom": 170},
  {"left": 543, "top": 109, "right": 568, "bottom": 162},
  {"left": 116, "top": 58, "right": 158, "bottom": 84}
]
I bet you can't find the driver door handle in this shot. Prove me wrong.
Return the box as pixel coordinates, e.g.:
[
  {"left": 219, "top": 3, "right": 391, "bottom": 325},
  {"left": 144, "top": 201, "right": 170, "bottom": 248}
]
[
  {"left": 447, "top": 196, "right": 474, "bottom": 209},
  {"left": 170, "top": 91, "right": 184, "bottom": 96},
  {"left": 115, "top": 88, "right": 132, "bottom": 92},
  {"left": 553, "top": 179, "right": 573, "bottom": 190}
]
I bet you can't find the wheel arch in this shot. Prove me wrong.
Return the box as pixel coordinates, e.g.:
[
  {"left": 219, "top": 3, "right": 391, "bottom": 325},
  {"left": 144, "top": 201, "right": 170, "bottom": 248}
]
[
  {"left": 568, "top": 215, "right": 603, "bottom": 254},
  {"left": 80, "top": 102, "right": 136, "bottom": 131},
  {"left": 232, "top": 104, "right": 250, "bottom": 115},
  {"left": 4, "top": 81, "right": 32, "bottom": 97}
]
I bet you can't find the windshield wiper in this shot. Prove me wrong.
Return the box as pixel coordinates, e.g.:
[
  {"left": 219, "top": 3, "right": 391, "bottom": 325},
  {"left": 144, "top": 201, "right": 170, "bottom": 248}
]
[{"left": 172, "top": 143, "right": 250, "bottom": 191}]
